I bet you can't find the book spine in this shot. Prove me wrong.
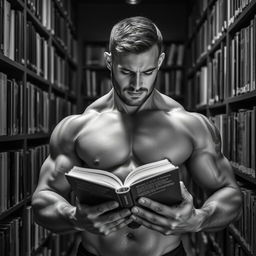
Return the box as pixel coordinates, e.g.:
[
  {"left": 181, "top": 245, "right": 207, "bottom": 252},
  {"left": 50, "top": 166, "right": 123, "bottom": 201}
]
[{"left": 116, "top": 188, "right": 134, "bottom": 208}]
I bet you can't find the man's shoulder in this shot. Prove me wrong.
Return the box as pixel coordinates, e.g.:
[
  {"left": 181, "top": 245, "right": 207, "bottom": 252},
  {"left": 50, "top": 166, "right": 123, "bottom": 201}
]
[
  {"left": 169, "top": 109, "right": 215, "bottom": 142},
  {"left": 50, "top": 113, "right": 96, "bottom": 148}
]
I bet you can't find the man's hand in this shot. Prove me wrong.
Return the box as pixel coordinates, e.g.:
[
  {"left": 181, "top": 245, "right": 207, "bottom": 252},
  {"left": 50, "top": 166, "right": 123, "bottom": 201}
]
[
  {"left": 73, "top": 200, "right": 132, "bottom": 235},
  {"left": 130, "top": 182, "right": 205, "bottom": 235}
]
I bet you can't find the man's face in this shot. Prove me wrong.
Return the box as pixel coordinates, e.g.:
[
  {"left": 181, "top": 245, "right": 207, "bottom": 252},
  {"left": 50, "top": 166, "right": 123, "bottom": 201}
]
[{"left": 108, "top": 45, "right": 164, "bottom": 106}]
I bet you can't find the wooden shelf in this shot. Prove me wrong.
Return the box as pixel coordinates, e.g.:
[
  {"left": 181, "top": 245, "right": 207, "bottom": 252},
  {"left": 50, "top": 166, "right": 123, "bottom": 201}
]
[
  {"left": 0, "top": 199, "right": 27, "bottom": 220},
  {"left": 51, "top": 84, "right": 67, "bottom": 97},
  {"left": 226, "top": 90, "right": 256, "bottom": 105},
  {"left": 208, "top": 101, "right": 226, "bottom": 109},
  {"left": 26, "top": 7, "right": 50, "bottom": 39},
  {"left": 208, "top": 33, "right": 226, "bottom": 56},
  {"left": 0, "top": 53, "right": 25, "bottom": 74},
  {"left": 26, "top": 69, "right": 51, "bottom": 90},
  {"left": 52, "top": 36, "right": 67, "bottom": 57},
  {"left": 228, "top": 0, "right": 256, "bottom": 34}
]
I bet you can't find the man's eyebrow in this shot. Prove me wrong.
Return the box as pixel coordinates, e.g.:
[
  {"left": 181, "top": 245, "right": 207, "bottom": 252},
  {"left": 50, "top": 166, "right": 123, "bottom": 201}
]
[{"left": 119, "top": 66, "right": 157, "bottom": 72}]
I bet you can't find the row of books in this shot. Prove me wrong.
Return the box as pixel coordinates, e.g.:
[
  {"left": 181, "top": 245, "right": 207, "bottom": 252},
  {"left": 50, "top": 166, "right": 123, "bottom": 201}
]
[
  {"left": 155, "top": 70, "right": 183, "bottom": 96},
  {"left": 27, "top": 21, "right": 49, "bottom": 79},
  {"left": 187, "top": 0, "right": 207, "bottom": 39},
  {"left": 27, "top": 21, "right": 76, "bottom": 88},
  {"left": 229, "top": 110, "right": 256, "bottom": 175},
  {"left": 27, "top": 82, "right": 50, "bottom": 134},
  {"left": 208, "top": 47, "right": 227, "bottom": 103},
  {"left": 27, "top": 0, "right": 54, "bottom": 31},
  {"left": 84, "top": 43, "right": 185, "bottom": 67},
  {"left": 195, "top": 20, "right": 208, "bottom": 61},
  {"left": 25, "top": 206, "right": 51, "bottom": 256},
  {"left": 229, "top": 16, "right": 256, "bottom": 97},
  {"left": 210, "top": 109, "right": 256, "bottom": 177},
  {"left": 188, "top": 0, "right": 253, "bottom": 40},
  {"left": 192, "top": 48, "right": 227, "bottom": 107},
  {"left": 188, "top": 0, "right": 226, "bottom": 41},
  {"left": 26, "top": 0, "right": 78, "bottom": 62},
  {"left": 0, "top": 74, "right": 77, "bottom": 136},
  {"left": 232, "top": 183, "right": 256, "bottom": 255},
  {"left": 51, "top": 45, "right": 67, "bottom": 90},
  {"left": 51, "top": 94, "right": 77, "bottom": 125},
  {"left": 208, "top": 0, "right": 227, "bottom": 45},
  {"left": 0, "top": 150, "right": 25, "bottom": 214},
  {"left": 190, "top": 17, "right": 256, "bottom": 106},
  {"left": 0, "top": 209, "right": 75, "bottom": 256},
  {"left": 82, "top": 70, "right": 111, "bottom": 97},
  {"left": 0, "top": 1, "right": 25, "bottom": 63},
  {"left": 0, "top": 74, "right": 24, "bottom": 136},
  {"left": 26, "top": 144, "right": 49, "bottom": 195},
  {"left": 163, "top": 43, "right": 185, "bottom": 67},
  {"left": 0, "top": 217, "right": 22, "bottom": 256},
  {"left": 190, "top": 0, "right": 227, "bottom": 61},
  {"left": 227, "top": 0, "right": 253, "bottom": 27}
]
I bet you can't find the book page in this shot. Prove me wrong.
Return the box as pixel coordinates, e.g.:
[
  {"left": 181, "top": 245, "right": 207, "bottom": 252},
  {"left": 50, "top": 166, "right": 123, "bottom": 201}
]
[
  {"left": 67, "top": 167, "right": 123, "bottom": 189},
  {"left": 124, "top": 159, "right": 177, "bottom": 186}
]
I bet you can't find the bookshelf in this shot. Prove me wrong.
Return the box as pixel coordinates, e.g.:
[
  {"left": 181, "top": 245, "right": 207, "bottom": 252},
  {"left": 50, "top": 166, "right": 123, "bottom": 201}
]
[
  {"left": 80, "top": 40, "right": 186, "bottom": 111},
  {"left": 0, "top": 0, "right": 78, "bottom": 255},
  {"left": 186, "top": 0, "right": 256, "bottom": 255}
]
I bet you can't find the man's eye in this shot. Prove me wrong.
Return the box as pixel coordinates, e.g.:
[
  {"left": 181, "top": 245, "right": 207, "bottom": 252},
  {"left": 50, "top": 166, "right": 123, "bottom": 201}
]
[
  {"left": 121, "top": 70, "right": 130, "bottom": 75},
  {"left": 144, "top": 71, "right": 153, "bottom": 75}
]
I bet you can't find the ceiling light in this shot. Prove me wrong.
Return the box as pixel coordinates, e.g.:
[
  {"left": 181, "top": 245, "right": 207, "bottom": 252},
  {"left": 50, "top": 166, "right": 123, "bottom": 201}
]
[{"left": 125, "top": 0, "right": 142, "bottom": 5}]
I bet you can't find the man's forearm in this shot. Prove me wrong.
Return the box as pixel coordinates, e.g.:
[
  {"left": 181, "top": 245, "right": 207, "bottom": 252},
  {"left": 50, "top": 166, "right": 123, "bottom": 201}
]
[
  {"left": 197, "top": 186, "right": 242, "bottom": 232},
  {"left": 32, "top": 190, "right": 78, "bottom": 233}
]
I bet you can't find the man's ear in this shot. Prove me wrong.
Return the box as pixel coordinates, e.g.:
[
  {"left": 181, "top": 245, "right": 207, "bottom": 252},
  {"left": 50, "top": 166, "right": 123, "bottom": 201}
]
[
  {"left": 157, "top": 52, "right": 165, "bottom": 70},
  {"left": 104, "top": 52, "right": 112, "bottom": 70}
]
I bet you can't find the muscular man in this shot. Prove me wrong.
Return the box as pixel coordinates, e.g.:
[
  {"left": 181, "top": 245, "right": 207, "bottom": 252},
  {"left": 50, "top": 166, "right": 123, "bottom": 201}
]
[{"left": 32, "top": 17, "right": 242, "bottom": 256}]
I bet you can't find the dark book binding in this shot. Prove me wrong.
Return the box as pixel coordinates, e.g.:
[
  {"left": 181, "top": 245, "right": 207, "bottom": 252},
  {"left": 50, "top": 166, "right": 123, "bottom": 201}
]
[{"left": 66, "top": 165, "right": 182, "bottom": 208}]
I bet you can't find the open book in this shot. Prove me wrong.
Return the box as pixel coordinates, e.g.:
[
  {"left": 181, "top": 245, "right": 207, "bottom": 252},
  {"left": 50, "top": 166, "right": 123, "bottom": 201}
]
[{"left": 65, "top": 159, "right": 182, "bottom": 208}]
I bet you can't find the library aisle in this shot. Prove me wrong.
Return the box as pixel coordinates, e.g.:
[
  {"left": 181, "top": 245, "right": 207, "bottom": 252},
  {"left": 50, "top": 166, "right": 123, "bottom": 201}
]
[{"left": 0, "top": 0, "right": 255, "bottom": 255}]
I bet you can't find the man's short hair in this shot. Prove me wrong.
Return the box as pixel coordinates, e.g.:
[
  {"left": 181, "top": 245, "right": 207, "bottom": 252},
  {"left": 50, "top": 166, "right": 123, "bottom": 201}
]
[{"left": 109, "top": 16, "right": 163, "bottom": 57}]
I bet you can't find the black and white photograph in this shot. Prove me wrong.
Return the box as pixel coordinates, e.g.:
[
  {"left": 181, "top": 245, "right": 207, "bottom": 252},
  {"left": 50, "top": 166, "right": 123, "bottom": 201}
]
[{"left": 0, "top": 0, "right": 255, "bottom": 255}]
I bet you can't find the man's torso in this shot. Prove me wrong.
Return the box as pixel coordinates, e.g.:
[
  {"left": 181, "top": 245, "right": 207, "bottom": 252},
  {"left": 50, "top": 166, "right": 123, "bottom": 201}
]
[{"left": 68, "top": 91, "right": 194, "bottom": 256}]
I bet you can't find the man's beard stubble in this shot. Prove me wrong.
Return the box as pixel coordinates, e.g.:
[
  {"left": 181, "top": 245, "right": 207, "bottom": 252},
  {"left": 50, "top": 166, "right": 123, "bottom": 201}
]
[{"left": 110, "top": 68, "right": 157, "bottom": 107}]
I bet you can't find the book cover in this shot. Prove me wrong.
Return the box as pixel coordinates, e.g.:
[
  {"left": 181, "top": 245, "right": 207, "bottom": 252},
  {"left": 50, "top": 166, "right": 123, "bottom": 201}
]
[{"left": 65, "top": 159, "right": 182, "bottom": 208}]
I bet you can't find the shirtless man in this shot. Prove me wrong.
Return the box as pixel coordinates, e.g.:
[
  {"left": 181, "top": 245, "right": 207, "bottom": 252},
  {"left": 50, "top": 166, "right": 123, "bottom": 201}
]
[{"left": 32, "top": 16, "right": 242, "bottom": 256}]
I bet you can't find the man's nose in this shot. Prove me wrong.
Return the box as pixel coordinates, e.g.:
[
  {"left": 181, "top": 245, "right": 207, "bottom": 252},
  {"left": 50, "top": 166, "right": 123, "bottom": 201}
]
[{"left": 131, "top": 73, "right": 141, "bottom": 90}]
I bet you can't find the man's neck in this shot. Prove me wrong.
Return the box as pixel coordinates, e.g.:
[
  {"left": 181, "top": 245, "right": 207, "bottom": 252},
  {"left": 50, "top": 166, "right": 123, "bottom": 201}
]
[{"left": 113, "top": 90, "right": 155, "bottom": 114}]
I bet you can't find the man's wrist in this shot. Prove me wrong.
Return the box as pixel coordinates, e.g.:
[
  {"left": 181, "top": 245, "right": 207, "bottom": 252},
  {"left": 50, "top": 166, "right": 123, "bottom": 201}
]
[
  {"left": 57, "top": 203, "right": 83, "bottom": 231},
  {"left": 196, "top": 202, "right": 217, "bottom": 232}
]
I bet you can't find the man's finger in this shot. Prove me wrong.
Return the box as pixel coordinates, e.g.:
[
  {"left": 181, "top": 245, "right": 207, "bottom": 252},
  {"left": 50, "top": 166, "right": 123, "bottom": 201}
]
[
  {"left": 131, "top": 206, "right": 174, "bottom": 228},
  {"left": 130, "top": 215, "right": 173, "bottom": 235},
  {"left": 137, "top": 197, "right": 179, "bottom": 219},
  {"left": 100, "top": 208, "right": 131, "bottom": 224},
  {"left": 84, "top": 201, "right": 119, "bottom": 217},
  {"left": 180, "top": 181, "right": 193, "bottom": 202}
]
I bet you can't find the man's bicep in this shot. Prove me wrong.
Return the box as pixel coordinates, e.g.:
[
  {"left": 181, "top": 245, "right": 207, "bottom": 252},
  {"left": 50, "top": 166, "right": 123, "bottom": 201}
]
[
  {"left": 35, "top": 154, "right": 73, "bottom": 198},
  {"left": 187, "top": 114, "right": 238, "bottom": 194},
  {"left": 187, "top": 152, "right": 237, "bottom": 194}
]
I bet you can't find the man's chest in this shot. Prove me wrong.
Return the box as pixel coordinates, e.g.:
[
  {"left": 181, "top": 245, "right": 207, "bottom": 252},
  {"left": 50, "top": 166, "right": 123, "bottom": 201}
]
[{"left": 75, "top": 111, "right": 193, "bottom": 171}]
